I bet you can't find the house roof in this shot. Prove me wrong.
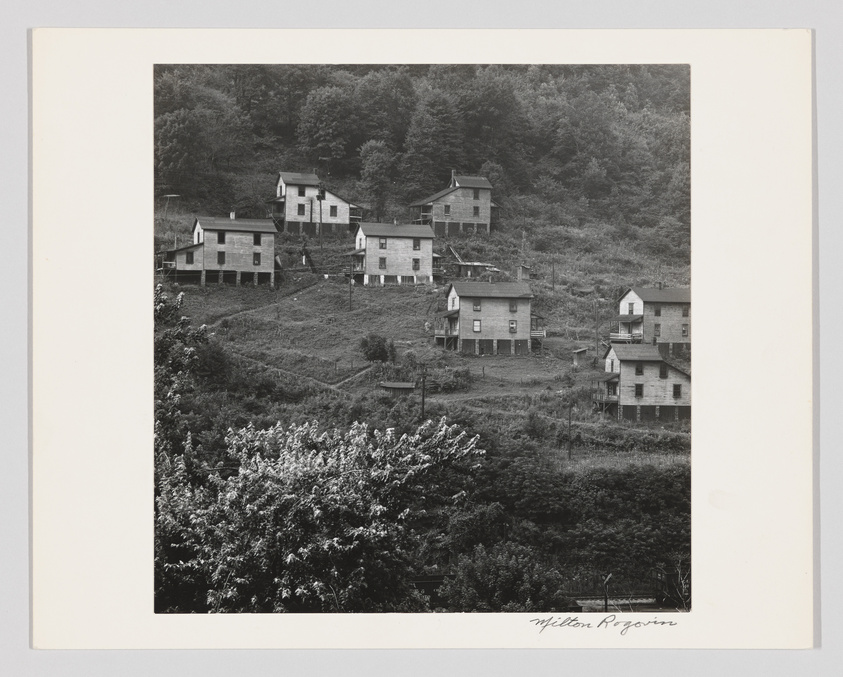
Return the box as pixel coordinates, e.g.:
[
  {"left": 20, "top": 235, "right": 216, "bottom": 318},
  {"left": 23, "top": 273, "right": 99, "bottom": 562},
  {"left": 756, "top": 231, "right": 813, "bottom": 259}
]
[
  {"left": 194, "top": 216, "right": 278, "bottom": 234},
  {"left": 596, "top": 371, "right": 620, "bottom": 381},
  {"left": 622, "top": 286, "right": 691, "bottom": 303},
  {"left": 165, "top": 242, "right": 203, "bottom": 254},
  {"left": 609, "top": 344, "right": 665, "bottom": 362},
  {"left": 437, "top": 309, "right": 460, "bottom": 318},
  {"left": 614, "top": 314, "right": 644, "bottom": 322},
  {"left": 449, "top": 281, "right": 532, "bottom": 299},
  {"left": 357, "top": 222, "right": 435, "bottom": 238},
  {"left": 452, "top": 175, "right": 493, "bottom": 189},
  {"left": 278, "top": 171, "right": 320, "bottom": 186},
  {"left": 342, "top": 248, "right": 366, "bottom": 256},
  {"left": 408, "top": 186, "right": 459, "bottom": 207}
]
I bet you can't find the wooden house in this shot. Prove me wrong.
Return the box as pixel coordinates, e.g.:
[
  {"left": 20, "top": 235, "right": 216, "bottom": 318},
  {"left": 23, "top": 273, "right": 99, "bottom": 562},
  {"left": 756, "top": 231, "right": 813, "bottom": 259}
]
[
  {"left": 434, "top": 281, "right": 545, "bottom": 355},
  {"left": 612, "top": 286, "right": 691, "bottom": 354},
  {"left": 593, "top": 344, "right": 691, "bottom": 422},
  {"left": 266, "top": 171, "right": 361, "bottom": 237},
  {"left": 162, "top": 215, "right": 277, "bottom": 286},
  {"left": 409, "top": 172, "right": 497, "bottom": 238},
  {"left": 344, "top": 222, "right": 435, "bottom": 285}
]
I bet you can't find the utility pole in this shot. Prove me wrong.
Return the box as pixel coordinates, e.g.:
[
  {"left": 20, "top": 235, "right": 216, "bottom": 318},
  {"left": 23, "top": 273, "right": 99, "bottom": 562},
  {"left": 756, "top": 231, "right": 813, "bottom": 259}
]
[
  {"left": 593, "top": 299, "right": 600, "bottom": 367},
  {"left": 348, "top": 260, "right": 353, "bottom": 311},
  {"left": 552, "top": 259, "right": 555, "bottom": 292},
  {"left": 317, "top": 185, "right": 324, "bottom": 248},
  {"left": 603, "top": 573, "right": 612, "bottom": 613},
  {"left": 568, "top": 400, "right": 573, "bottom": 460}
]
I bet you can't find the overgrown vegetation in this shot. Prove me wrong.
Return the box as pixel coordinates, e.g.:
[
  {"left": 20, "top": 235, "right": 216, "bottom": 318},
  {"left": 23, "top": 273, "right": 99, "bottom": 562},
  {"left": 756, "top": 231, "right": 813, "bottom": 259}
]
[{"left": 153, "top": 64, "right": 692, "bottom": 613}]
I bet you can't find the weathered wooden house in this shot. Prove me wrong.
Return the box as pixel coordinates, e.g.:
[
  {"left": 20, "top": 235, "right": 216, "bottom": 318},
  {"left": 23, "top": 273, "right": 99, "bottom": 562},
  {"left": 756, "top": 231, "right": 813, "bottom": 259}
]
[
  {"left": 409, "top": 172, "right": 497, "bottom": 238},
  {"left": 593, "top": 344, "right": 691, "bottom": 422},
  {"left": 266, "top": 171, "right": 361, "bottom": 237},
  {"left": 612, "top": 286, "right": 691, "bottom": 354},
  {"left": 344, "top": 222, "right": 435, "bottom": 285},
  {"left": 434, "top": 281, "right": 545, "bottom": 355},
  {"left": 162, "top": 215, "right": 276, "bottom": 286}
]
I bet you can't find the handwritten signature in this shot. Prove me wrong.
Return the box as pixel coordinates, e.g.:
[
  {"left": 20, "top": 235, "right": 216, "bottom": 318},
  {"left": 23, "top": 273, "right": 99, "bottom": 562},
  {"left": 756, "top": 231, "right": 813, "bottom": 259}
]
[{"left": 530, "top": 614, "right": 678, "bottom": 636}]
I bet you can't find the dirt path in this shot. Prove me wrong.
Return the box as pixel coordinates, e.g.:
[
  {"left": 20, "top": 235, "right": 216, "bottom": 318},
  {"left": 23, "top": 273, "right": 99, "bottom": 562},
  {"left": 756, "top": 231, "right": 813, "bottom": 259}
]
[
  {"left": 230, "top": 349, "right": 374, "bottom": 392},
  {"left": 206, "top": 279, "right": 322, "bottom": 329}
]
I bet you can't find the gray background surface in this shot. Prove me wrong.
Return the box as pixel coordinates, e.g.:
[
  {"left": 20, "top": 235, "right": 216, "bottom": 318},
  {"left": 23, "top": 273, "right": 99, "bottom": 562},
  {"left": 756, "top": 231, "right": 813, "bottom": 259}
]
[{"left": 2, "top": 1, "right": 838, "bottom": 673}]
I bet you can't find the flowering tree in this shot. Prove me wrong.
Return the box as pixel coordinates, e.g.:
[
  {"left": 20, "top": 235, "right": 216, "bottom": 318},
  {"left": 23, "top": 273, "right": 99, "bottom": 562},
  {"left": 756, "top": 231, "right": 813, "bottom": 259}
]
[{"left": 155, "top": 418, "right": 483, "bottom": 613}]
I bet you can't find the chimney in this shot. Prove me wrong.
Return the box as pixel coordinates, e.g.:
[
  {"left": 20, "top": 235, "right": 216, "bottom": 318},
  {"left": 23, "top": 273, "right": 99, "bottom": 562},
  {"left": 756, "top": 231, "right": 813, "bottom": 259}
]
[
  {"left": 657, "top": 281, "right": 663, "bottom": 290},
  {"left": 230, "top": 211, "right": 236, "bottom": 220},
  {"left": 394, "top": 217, "right": 398, "bottom": 225}
]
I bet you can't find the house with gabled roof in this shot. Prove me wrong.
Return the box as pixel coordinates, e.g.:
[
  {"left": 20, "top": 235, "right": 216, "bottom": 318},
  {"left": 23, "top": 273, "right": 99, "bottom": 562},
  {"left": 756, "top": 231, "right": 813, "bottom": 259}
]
[
  {"left": 434, "top": 281, "right": 545, "bottom": 355},
  {"left": 344, "top": 222, "right": 435, "bottom": 285},
  {"left": 613, "top": 286, "right": 691, "bottom": 354},
  {"left": 266, "top": 171, "right": 361, "bottom": 237},
  {"left": 409, "top": 171, "right": 497, "bottom": 238},
  {"left": 593, "top": 343, "right": 691, "bottom": 422},
  {"left": 162, "top": 214, "right": 276, "bottom": 286}
]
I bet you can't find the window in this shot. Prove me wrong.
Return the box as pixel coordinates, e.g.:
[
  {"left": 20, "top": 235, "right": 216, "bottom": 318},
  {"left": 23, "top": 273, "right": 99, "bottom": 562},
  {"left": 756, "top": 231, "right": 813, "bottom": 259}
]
[
  {"left": 379, "top": 257, "right": 386, "bottom": 269},
  {"left": 509, "top": 300, "right": 518, "bottom": 312},
  {"left": 628, "top": 302, "right": 634, "bottom": 314},
  {"left": 509, "top": 320, "right": 517, "bottom": 333},
  {"left": 330, "top": 205, "right": 337, "bottom": 217},
  {"left": 297, "top": 204, "right": 305, "bottom": 216},
  {"left": 608, "top": 383, "right": 618, "bottom": 396},
  {"left": 298, "top": 186, "right": 305, "bottom": 197},
  {"left": 682, "top": 324, "right": 689, "bottom": 337},
  {"left": 673, "top": 384, "right": 682, "bottom": 398},
  {"left": 473, "top": 299, "right": 481, "bottom": 311},
  {"left": 412, "top": 258, "right": 420, "bottom": 271},
  {"left": 473, "top": 206, "right": 480, "bottom": 217},
  {"left": 473, "top": 320, "right": 481, "bottom": 333},
  {"left": 217, "top": 231, "right": 226, "bottom": 244},
  {"left": 379, "top": 237, "right": 387, "bottom": 249},
  {"left": 253, "top": 253, "right": 261, "bottom": 266},
  {"left": 654, "top": 304, "right": 662, "bottom": 317},
  {"left": 635, "top": 362, "right": 643, "bottom": 375},
  {"left": 682, "top": 305, "right": 689, "bottom": 317},
  {"left": 444, "top": 205, "right": 451, "bottom": 216},
  {"left": 654, "top": 323, "right": 661, "bottom": 337},
  {"left": 635, "top": 384, "right": 644, "bottom": 398},
  {"left": 659, "top": 363, "right": 668, "bottom": 379},
  {"left": 473, "top": 188, "right": 480, "bottom": 200},
  {"left": 185, "top": 251, "right": 193, "bottom": 265},
  {"left": 610, "top": 359, "right": 615, "bottom": 371},
  {"left": 253, "top": 233, "right": 261, "bottom": 246},
  {"left": 413, "top": 238, "right": 420, "bottom": 250},
  {"left": 217, "top": 251, "right": 225, "bottom": 265},
  {"left": 450, "top": 297, "right": 456, "bottom": 309}
]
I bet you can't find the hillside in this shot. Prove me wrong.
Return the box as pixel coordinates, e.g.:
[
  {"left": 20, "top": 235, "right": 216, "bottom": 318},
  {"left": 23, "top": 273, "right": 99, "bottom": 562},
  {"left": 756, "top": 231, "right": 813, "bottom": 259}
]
[{"left": 153, "top": 63, "right": 692, "bottom": 614}]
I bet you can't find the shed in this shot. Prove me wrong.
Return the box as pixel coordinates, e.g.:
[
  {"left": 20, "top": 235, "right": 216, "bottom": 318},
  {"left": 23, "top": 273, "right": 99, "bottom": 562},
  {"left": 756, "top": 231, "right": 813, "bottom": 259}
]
[
  {"left": 572, "top": 347, "right": 588, "bottom": 367},
  {"left": 378, "top": 381, "right": 416, "bottom": 397}
]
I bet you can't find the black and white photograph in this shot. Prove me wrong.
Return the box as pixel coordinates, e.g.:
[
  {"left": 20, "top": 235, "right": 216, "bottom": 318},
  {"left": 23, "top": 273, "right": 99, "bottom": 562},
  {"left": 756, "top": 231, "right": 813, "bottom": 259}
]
[{"left": 152, "top": 63, "right": 692, "bottom": 615}]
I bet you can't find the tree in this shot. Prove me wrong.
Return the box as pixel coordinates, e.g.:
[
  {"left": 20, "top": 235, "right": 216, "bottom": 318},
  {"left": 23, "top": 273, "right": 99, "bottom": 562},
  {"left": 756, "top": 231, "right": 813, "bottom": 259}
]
[
  {"left": 155, "top": 418, "right": 483, "bottom": 612},
  {"left": 296, "top": 85, "right": 360, "bottom": 171},
  {"left": 360, "top": 333, "right": 389, "bottom": 362},
  {"left": 440, "top": 542, "right": 577, "bottom": 612},
  {"left": 358, "top": 140, "right": 397, "bottom": 222},
  {"left": 400, "top": 89, "right": 465, "bottom": 200}
]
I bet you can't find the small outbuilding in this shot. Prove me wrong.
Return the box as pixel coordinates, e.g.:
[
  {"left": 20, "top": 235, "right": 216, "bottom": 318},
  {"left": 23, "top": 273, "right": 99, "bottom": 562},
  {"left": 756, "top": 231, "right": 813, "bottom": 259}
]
[{"left": 378, "top": 381, "right": 416, "bottom": 397}]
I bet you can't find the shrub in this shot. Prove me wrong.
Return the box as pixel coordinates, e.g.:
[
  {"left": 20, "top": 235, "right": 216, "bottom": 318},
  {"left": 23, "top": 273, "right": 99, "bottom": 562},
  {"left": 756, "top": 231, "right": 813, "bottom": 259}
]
[{"left": 360, "top": 333, "right": 389, "bottom": 362}]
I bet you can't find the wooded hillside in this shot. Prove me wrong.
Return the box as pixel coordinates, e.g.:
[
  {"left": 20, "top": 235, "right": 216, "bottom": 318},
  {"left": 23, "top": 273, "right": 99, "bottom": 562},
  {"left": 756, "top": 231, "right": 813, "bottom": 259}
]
[{"left": 154, "top": 64, "right": 689, "bottom": 262}]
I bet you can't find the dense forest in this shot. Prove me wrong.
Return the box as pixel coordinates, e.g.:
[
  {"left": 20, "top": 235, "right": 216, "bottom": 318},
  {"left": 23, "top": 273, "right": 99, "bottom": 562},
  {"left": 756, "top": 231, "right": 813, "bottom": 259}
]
[
  {"left": 155, "top": 63, "right": 689, "bottom": 260},
  {"left": 154, "top": 64, "right": 691, "bottom": 614}
]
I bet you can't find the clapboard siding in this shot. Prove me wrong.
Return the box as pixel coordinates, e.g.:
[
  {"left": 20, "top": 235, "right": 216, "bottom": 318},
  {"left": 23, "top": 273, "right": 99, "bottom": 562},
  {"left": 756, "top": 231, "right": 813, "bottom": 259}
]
[{"left": 618, "top": 361, "right": 691, "bottom": 407}]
